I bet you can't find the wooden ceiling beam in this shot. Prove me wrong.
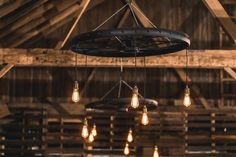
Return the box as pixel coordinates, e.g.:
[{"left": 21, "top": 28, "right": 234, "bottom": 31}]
[
  {"left": 0, "top": 0, "right": 56, "bottom": 40},
  {"left": 43, "top": 0, "right": 106, "bottom": 38},
  {"left": 202, "top": 0, "right": 236, "bottom": 44},
  {"left": 0, "top": 0, "right": 48, "bottom": 29},
  {"left": 7, "top": 0, "right": 105, "bottom": 48},
  {"left": 0, "top": 0, "right": 31, "bottom": 18},
  {"left": 8, "top": 2, "right": 82, "bottom": 48},
  {"left": 0, "top": 49, "right": 236, "bottom": 68}
]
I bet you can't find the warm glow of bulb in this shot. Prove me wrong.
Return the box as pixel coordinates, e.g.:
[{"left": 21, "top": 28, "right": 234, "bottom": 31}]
[
  {"left": 131, "top": 86, "right": 139, "bottom": 108},
  {"left": 81, "top": 119, "right": 89, "bottom": 138},
  {"left": 141, "top": 106, "right": 149, "bottom": 125},
  {"left": 72, "top": 81, "right": 80, "bottom": 102},
  {"left": 91, "top": 124, "right": 97, "bottom": 137},
  {"left": 153, "top": 146, "right": 159, "bottom": 157},
  {"left": 88, "top": 132, "right": 94, "bottom": 143},
  {"left": 124, "top": 143, "right": 130, "bottom": 155},
  {"left": 127, "top": 129, "right": 133, "bottom": 143},
  {"left": 183, "top": 86, "right": 191, "bottom": 107}
]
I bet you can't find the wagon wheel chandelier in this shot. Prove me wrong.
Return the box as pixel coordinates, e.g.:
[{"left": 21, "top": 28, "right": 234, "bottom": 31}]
[
  {"left": 70, "top": 0, "right": 190, "bottom": 156},
  {"left": 71, "top": 1, "right": 190, "bottom": 57}
]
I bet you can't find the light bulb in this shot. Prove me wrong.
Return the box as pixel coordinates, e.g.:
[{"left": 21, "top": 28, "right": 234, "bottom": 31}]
[
  {"left": 81, "top": 118, "right": 89, "bottom": 139},
  {"left": 72, "top": 81, "right": 80, "bottom": 102},
  {"left": 131, "top": 85, "right": 139, "bottom": 108},
  {"left": 127, "top": 129, "right": 133, "bottom": 143},
  {"left": 183, "top": 86, "right": 191, "bottom": 107},
  {"left": 91, "top": 124, "right": 97, "bottom": 137},
  {"left": 141, "top": 106, "right": 149, "bottom": 125},
  {"left": 124, "top": 143, "right": 130, "bottom": 155},
  {"left": 153, "top": 146, "right": 159, "bottom": 157},
  {"left": 88, "top": 132, "right": 94, "bottom": 143}
]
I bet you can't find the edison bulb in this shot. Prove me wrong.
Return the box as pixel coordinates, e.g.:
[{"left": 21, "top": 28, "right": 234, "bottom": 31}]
[
  {"left": 131, "top": 85, "right": 139, "bottom": 108},
  {"left": 81, "top": 119, "right": 89, "bottom": 138},
  {"left": 141, "top": 106, "right": 149, "bottom": 125},
  {"left": 153, "top": 146, "right": 159, "bottom": 157},
  {"left": 91, "top": 124, "right": 97, "bottom": 137},
  {"left": 124, "top": 143, "right": 130, "bottom": 155},
  {"left": 88, "top": 132, "right": 94, "bottom": 143},
  {"left": 183, "top": 86, "right": 191, "bottom": 107},
  {"left": 127, "top": 129, "right": 133, "bottom": 143},
  {"left": 72, "top": 81, "right": 80, "bottom": 102}
]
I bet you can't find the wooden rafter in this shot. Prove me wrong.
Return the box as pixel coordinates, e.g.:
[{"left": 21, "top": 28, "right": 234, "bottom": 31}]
[
  {"left": 0, "top": 64, "right": 14, "bottom": 78},
  {"left": 202, "top": 0, "right": 236, "bottom": 44},
  {"left": 224, "top": 67, "right": 236, "bottom": 80},
  {"left": 1, "top": 48, "right": 236, "bottom": 68},
  {"left": 6, "top": 0, "right": 104, "bottom": 48},
  {"left": 0, "top": 0, "right": 48, "bottom": 29},
  {"left": 55, "top": 0, "right": 91, "bottom": 49},
  {"left": 0, "top": 0, "right": 31, "bottom": 18},
  {"left": 130, "top": 0, "right": 211, "bottom": 109},
  {"left": 8, "top": 3, "right": 82, "bottom": 48}
]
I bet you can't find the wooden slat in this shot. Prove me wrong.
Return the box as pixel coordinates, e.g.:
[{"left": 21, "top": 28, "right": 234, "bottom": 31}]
[
  {"left": 202, "top": 0, "right": 236, "bottom": 44},
  {"left": 1, "top": 48, "right": 236, "bottom": 68}
]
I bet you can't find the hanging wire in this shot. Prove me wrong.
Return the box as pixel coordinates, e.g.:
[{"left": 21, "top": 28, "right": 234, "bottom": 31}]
[
  {"left": 144, "top": 57, "right": 146, "bottom": 97},
  {"left": 135, "top": 48, "right": 137, "bottom": 85},
  {"left": 130, "top": 2, "right": 172, "bottom": 43},
  {"left": 118, "top": 58, "right": 123, "bottom": 98},
  {"left": 130, "top": 3, "right": 157, "bottom": 29},
  {"left": 75, "top": 53, "right": 78, "bottom": 81},
  {"left": 93, "top": 3, "right": 128, "bottom": 31},
  {"left": 85, "top": 55, "right": 88, "bottom": 97},
  {"left": 127, "top": 2, "right": 140, "bottom": 27},
  {"left": 185, "top": 49, "right": 188, "bottom": 85}
]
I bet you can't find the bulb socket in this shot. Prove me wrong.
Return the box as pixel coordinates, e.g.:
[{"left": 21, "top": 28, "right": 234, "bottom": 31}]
[
  {"left": 133, "top": 85, "right": 138, "bottom": 94},
  {"left": 74, "top": 81, "right": 79, "bottom": 89}
]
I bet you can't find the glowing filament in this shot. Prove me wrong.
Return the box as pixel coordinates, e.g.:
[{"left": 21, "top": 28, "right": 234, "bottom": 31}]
[
  {"left": 72, "top": 81, "right": 80, "bottom": 102},
  {"left": 91, "top": 124, "right": 97, "bottom": 137},
  {"left": 127, "top": 129, "right": 133, "bottom": 143},
  {"left": 81, "top": 118, "right": 89, "bottom": 139},
  {"left": 124, "top": 143, "right": 130, "bottom": 155},
  {"left": 141, "top": 106, "right": 149, "bottom": 125},
  {"left": 183, "top": 86, "right": 191, "bottom": 107},
  {"left": 131, "top": 85, "right": 139, "bottom": 108},
  {"left": 153, "top": 146, "right": 159, "bottom": 157}
]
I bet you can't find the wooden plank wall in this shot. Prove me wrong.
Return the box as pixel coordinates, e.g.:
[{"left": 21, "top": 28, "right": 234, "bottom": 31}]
[{"left": 0, "top": 107, "right": 236, "bottom": 156}]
